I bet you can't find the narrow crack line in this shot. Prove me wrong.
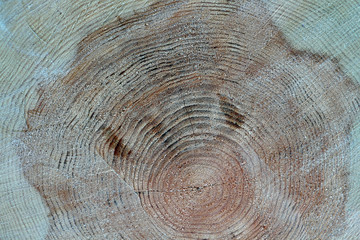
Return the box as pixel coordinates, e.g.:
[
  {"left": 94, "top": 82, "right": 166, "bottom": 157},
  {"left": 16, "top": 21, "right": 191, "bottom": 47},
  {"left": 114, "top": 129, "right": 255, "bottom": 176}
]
[{"left": 134, "top": 181, "right": 241, "bottom": 194}]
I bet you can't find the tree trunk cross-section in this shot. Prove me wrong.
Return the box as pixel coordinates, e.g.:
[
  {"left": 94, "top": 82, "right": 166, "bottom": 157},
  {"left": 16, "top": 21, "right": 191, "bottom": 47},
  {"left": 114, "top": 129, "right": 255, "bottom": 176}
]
[{"left": 16, "top": 0, "right": 360, "bottom": 239}]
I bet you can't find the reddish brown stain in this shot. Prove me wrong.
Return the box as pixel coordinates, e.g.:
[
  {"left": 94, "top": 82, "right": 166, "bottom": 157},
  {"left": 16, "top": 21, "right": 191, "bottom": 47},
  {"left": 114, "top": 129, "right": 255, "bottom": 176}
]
[
  {"left": 102, "top": 127, "right": 132, "bottom": 160},
  {"left": 217, "top": 93, "right": 245, "bottom": 129},
  {"left": 25, "top": 87, "right": 46, "bottom": 132}
]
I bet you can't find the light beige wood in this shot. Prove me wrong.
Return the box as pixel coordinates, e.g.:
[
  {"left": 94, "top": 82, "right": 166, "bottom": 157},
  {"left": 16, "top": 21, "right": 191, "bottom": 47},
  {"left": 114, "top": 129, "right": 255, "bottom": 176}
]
[{"left": 1, "top": 0, "right": 359, "bottom": 239}]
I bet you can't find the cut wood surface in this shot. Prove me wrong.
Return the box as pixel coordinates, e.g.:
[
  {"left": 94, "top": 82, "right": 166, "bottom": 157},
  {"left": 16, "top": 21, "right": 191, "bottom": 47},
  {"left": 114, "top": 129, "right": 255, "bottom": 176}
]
[{"left": 1, "top": 0, "right": 360, "bottom": 239}]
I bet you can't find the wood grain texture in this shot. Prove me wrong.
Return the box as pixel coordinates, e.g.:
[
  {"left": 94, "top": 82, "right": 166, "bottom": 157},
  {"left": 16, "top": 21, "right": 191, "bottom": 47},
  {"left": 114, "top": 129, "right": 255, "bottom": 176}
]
[{"left": 1, "top": 0, "right": 360, "bottom": 239}]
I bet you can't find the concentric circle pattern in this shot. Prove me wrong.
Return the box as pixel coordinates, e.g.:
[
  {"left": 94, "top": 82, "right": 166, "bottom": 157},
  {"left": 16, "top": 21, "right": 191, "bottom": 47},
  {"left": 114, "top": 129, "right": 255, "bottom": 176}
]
[{"left": 20, "top": 0, "right": 360, "bottom": 239}]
